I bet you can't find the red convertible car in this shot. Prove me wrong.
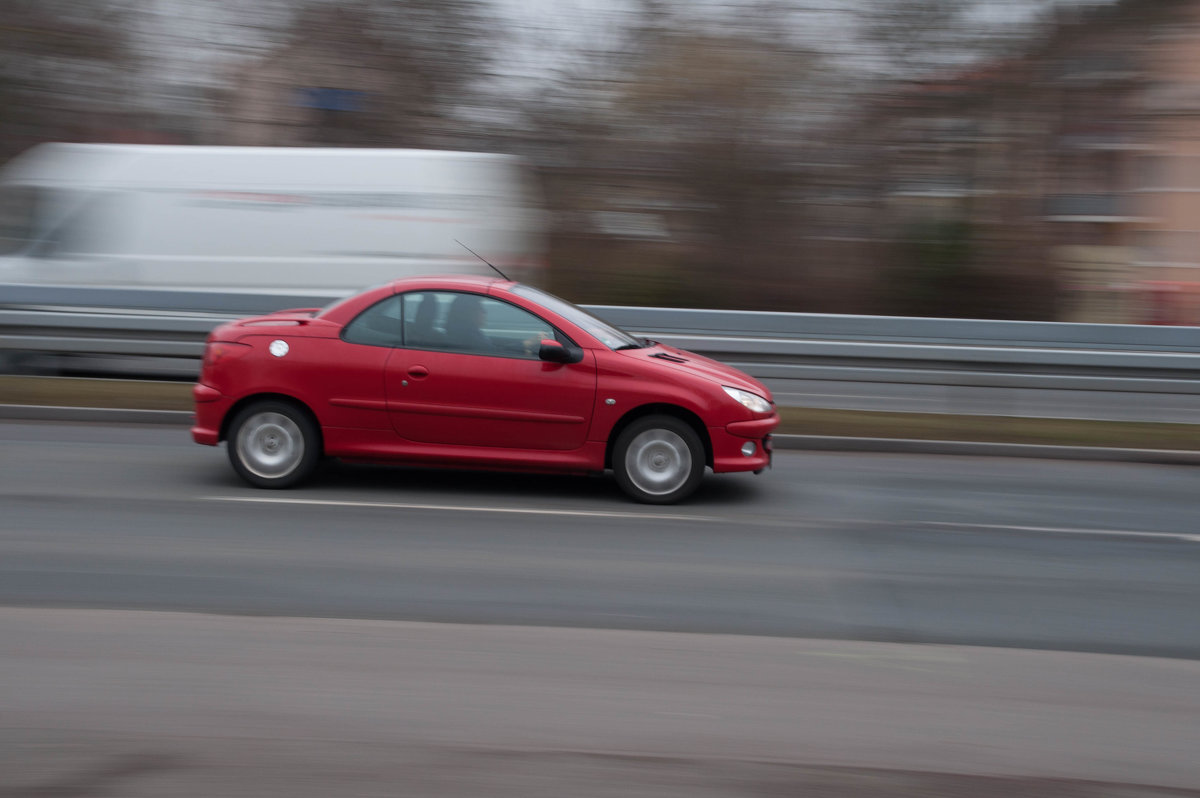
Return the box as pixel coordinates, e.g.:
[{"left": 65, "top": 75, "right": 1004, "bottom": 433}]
[{"left": 192, "top": 276, "right": 777, "bottom": 503}]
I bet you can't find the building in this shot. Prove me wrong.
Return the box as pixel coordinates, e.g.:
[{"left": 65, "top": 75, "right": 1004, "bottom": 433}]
[{"left": 870, "top": 0, "right": 1200, "bottom": 323}]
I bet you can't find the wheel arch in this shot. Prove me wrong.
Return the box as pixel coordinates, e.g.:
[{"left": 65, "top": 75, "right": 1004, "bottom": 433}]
[
  {"left": 219, "top": 393, "right": 323, "bottom": 454},
  {"left": 605, "top": 403, "right": 712, "bottom": 471}
]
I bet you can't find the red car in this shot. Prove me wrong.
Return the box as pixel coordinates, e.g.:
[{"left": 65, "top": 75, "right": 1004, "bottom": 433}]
[{"left": 192, "top": 276, "right": 777, "bottom": 503}]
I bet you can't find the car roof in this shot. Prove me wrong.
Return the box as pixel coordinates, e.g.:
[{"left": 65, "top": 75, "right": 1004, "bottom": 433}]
[{"left": 386, "top": 274, "right": 512, "bottom": 293}]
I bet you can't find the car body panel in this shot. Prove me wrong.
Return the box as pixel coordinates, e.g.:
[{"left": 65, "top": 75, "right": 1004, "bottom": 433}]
[
  {"left": 193, "top": 275, "right": 779, "bottom": 483},
  {"left": 384, "top": 348, "right": 597, "bottom": 450}
]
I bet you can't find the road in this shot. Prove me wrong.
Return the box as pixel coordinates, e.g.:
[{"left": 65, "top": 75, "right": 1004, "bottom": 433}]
[
  {"left": 2, "top": 420, "right": 1199, "bottom": 654},
  {"left": 2, "top": 420, "right": 1199, "bottom": 795}
]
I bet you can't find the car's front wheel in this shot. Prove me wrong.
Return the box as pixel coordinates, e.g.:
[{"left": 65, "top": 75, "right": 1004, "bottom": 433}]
[
  {"left": 613, "top": 415, "right": 705, "bottom": 504},
  {"left": 227, "top": 400, "right": 320, "bottom": 488}
]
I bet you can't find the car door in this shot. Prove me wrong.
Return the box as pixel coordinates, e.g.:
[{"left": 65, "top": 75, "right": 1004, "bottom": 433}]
[
  {"left": 384, "top": 291, "right": 597, "bottom": 450},
  {"left": 308, "top": 293, "right": 403, "bottom": 430}
]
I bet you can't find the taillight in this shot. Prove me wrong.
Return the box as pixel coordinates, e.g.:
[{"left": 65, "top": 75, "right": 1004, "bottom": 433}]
[{"left": 202, "top": 341, "right": 252, "bottom": 372}]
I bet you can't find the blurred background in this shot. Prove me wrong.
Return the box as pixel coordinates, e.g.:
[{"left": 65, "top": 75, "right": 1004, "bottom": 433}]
[
  {"left": 5, "top": 6, "right": 1200, "bottom": 794},
  {"left": 3, "top": 0, "right": 1199, "bottom": 321}
]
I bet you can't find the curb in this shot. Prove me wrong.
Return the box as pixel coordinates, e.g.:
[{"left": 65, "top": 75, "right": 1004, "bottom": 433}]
[
  {"left": 0, "top": 404, "right": 192, "bottom": 425},
  {"left": 3, "top": 404, "right": 1198, "bottom": 465}
]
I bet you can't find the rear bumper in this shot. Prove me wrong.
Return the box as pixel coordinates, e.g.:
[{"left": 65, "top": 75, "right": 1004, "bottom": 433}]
[
  {"left": 191, "top": 383, "right": 229, "bottom": 446},
  {"left": 710, "top": 414, "right": 778, "bottom": 473}
]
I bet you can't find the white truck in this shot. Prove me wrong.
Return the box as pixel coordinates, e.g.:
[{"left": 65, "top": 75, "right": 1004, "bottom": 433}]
[{"left": 0, "top": 143, "right": 545, "bottom": 300}]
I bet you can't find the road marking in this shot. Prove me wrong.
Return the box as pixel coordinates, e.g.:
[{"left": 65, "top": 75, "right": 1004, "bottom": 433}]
[
  {"left": 917, "top": 520, "right": 1200, "bottom": 543},
  {"left": 204, "top": 496, "right": 718, "bottom": 523},
  {"left": 656, "top": 712, "right": 720, "bottom": 719},
  {"left": 725, "top": 515, "right": 1200, "bottom": 543},
  {"left": 202, "top": 498, "right": 1198, "bottom": 541}
]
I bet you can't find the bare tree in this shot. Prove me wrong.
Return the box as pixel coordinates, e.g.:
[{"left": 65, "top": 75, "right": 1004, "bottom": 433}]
[
  {"left": 512, "top": 0, "right": 837, "bottom": 308},
  {"left": 858, "top": 0, "right": 1050, "bottom": 77},
  {"left": 212, "top": 0, "right": 495, "bottom": 148},
  {"left": 0, "top": 0, "right": 139, "bottom": 161}
]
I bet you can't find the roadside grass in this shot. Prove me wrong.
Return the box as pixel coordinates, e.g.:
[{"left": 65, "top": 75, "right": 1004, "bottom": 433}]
[
  {"left": 0, "top": 376, "right": 192, "bottom": 411},
  {"left": 2, "top": 375, "right": 1198, "bottom": 451},
  {"left": 778, "top": 407, "right": 1200, "bottom": 451}
]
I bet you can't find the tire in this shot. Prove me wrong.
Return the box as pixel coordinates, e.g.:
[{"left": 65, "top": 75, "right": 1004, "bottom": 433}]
[
  {"left": 226, "top": 400, "right": 321, "bottom": 489},
  {"left": 613, "top": 415, "right": 705, "bottom": 504}
]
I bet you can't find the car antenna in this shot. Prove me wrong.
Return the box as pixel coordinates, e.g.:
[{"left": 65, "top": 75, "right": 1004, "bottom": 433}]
[{"left": 456, "top": 239, "right": 510, "bottom": 281}]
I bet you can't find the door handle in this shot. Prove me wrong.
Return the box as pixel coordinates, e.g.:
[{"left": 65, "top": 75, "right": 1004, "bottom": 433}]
[{"left": 407, "top": 365, "right": 429, "bottom": 378}]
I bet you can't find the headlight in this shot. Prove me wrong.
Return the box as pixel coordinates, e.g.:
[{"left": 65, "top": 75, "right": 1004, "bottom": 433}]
[{"left": 722, "top": 386, "right": 772, "bottom": 413}]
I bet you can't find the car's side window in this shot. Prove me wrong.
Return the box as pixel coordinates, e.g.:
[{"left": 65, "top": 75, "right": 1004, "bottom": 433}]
[
  {"left": 342, "top": 295, "right": 404, "bottom": 347},
  {"left": 402, "top": 291, "right": 447, "bottom": 350},
  {"left": 401, "top": 291, "right": 557, "bottom": 359}
]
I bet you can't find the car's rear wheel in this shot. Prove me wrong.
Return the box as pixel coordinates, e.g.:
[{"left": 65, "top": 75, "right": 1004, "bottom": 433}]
[
  {"left": 613, "top": 415, "right": 705, "bottom": 504},
  {"left": 227, "top": 400, "right": 320, "bottom": 488}
]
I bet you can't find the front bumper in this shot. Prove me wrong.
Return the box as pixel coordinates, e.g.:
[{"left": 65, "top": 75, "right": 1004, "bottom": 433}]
[{"left": 710, "top": 413, "right": 778, "bottom": 473}]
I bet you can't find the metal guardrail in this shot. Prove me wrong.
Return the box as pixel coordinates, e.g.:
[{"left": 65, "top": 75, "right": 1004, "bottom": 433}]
[
  {"left": 0, "top": 285, "right": 335, "bottom": 377},
  {"left": 596, "top": 306, "right": 1200, "bottom": 397},
  {"left": 1, "top": 285, "right": 1198, "bottom": 390},
  {"left": 588, "top": 305, "right": 1200, "bottom": 352},
  {"left": 0, "top": 284, "right": 339, "bottom": 317}
]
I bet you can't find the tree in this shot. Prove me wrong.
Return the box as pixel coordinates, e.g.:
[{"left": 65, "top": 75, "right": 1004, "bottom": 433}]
[
  {"left": 218, "top": 0, "right": 494, "bottom": 148},
  {"left": 0, "top": 0, "right": 138, "bottom": 162},
  {"left": 513, "top": 2, "right": 834, "bottom": 308},
  {"left": 858, "top": 0, "right": 1053, "bottom": 78}
]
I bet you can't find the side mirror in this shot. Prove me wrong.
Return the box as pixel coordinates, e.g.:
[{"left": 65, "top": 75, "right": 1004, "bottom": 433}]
[{"left": 539, "top": 339, "right": 580, "bottom": 364}]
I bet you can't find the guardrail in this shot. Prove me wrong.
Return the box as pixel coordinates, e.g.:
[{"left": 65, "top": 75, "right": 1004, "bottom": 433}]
[{"left": 1, "top": 285, "right": 1199, "bottom": 392}]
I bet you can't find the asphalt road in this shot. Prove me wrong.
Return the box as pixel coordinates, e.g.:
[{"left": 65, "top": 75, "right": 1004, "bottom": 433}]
[
  {"left": 2, "top": 420, "right": 1199, "bottom": 657},
  {"left": 3, "top": 420, "right": 1200, "bottom": 795}
]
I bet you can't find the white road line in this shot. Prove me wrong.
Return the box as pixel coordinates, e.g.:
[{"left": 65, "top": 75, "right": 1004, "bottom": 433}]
[
  {"left": 204, "top": 495, "right": 717, "bottom": 523},
  {"left": 202, "top": 497, "right": 1198, "bottom": 541},
  {"left": 715, "top": 515, "right": 1200, "bottom": 542},
  {"left": 917, "top": 520, "right": 1200, "bottom": 543}
]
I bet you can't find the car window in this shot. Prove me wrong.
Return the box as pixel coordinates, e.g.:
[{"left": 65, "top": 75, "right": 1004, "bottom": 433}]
[
  {"left": 342, "top": 295, "right": 404, "bottom": 347},
  {"left": 401, "top": 291, "right": 557, "bottom": 359}
]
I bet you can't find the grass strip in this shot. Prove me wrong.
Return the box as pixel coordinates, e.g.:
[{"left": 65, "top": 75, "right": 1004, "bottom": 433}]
[
  {"left": 778, "top": 407, "right": 1200, "bottom": 451},
  {"left": 0, "top": 376, "right": 192, "bottom": 411},
  {"left": 2, "top": 376, "right": 1197, "bottom": 451}
]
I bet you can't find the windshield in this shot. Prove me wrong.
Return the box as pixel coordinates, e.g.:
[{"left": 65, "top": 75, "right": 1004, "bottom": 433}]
[
  {"left": 511, "top": 285, "right": 643, "bottom": 350},
  {"left": 0, "top": 185, "right": 38, "bottom": 256}
]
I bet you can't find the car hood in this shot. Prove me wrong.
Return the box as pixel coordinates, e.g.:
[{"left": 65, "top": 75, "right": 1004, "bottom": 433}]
[{"left": 619, "top": 342, "right": 774, "bottom": 402}]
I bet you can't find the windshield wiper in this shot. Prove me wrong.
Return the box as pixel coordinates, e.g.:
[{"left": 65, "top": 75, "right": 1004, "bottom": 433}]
[{"left": 614, "top": 337, "right": 655, "bottom": 351}]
